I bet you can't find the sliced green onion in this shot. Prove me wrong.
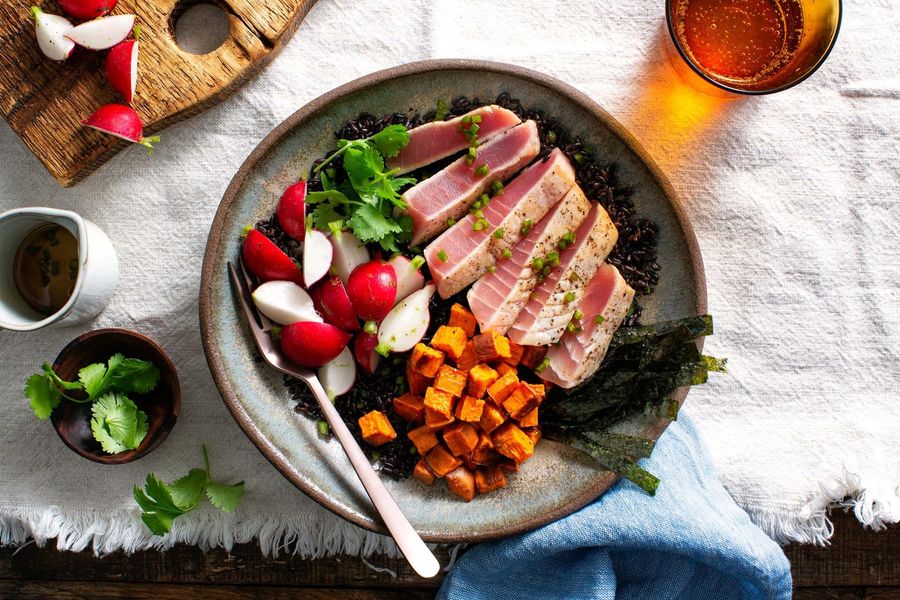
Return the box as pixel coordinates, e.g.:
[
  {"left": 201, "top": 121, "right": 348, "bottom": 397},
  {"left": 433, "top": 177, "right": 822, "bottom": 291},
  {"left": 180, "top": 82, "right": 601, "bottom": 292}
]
[
  {"left": 501, "top": 248, "right": 512, "bottom": 259},
  {"left": 536, "top": 357, "right": 550, "bottom": 372},
  {"left": 569, "top": 272, "right": 580, "bottom": 282},
  {"left": 435, "top": 99, "right": 449, "bottom": 120},
  {"left": 520, "top": 219, "right": 534, "bottom": 236},
  {"left": 317, "top": 420, "right": 330, "bottom": 436},
  {"left": 491, "top": 180, "right": 504, "bottom": 195},
  {"left": 573, "top": 310, "right": 583, "bottom": 321},
  {"left": 240, "top": 224, "right": 253, "bottom": 239},
  {"left": 446, "top": 217, "right": 457, "bottom": 227},
  {"left": 594, "top": 314, "right": 605, "bottom": 324},
  {"left": 411, "top": 255, "right": 426, "bottom": 270},
  {"left": 437, "top": 249, "right": 449, "bottom": 262},
  {"left": 547, "top": 131, "right": 557, "bottom": 144},
  {"left": 487, "top": 265, "right": 497, "bottom": 273},
  {"left": 492, "top": 227, "right": 505, "bottom": 239},
  {"left": 531, "top": 257, "right": 544, "bottom": 270},
  {"left": 471, "top": 114, "right": 482, "bottom": 123},
  {"left": 474, "top": 164, "right": 489, "bottom": 177},
  {"left": 465, "top": 155, "right": 475, "bottom": 166},
  {"left": 473, "top": 220, "right": 485, "bottom": 232},
  {"left": 564, "top": 291, "right": 576, "bottom": 303},
  {"left": 375, "top": 342, "right": 393, "bottom": 357},
  {"left": 546, "top": 251, "right": 560, "bottom": 267}
]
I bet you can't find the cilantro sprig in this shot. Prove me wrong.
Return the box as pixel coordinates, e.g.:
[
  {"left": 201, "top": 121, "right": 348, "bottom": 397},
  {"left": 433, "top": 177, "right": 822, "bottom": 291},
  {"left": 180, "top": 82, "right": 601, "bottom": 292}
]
[
  {"left": 134, "top": 445, "right": 245, "bottom": 535},
  {"left": 25, "top": 354, "right": 160, "bottom": 454},
  {"left": 308, "top": 125, "right": 416, "bottom": 252}
]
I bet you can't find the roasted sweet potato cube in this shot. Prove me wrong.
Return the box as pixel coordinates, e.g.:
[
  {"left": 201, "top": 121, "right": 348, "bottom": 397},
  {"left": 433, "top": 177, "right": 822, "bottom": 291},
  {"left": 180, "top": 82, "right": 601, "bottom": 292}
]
[
  {"left": 425, "top": 407, "right": 455, "bottom": 430},
  {"left": 470, "top": 431, "right": 497, "bottom": 465},
  {"left": 473, "top": 331, "right": 512, "bottom": 362},
  {"left": 407, "top": 425, "right": 439, "bottom": 454},
  {"left": 412, "top": 459, "right": 436, "bottom": 486},
  {"left": 448, "top": 303, "right": 477, "bottom": 337},
  {"left": 519, "top": 345, "right": 547, "bottom": 370},
  {"left": 502, "top": 382, "right": 541, "bottom": 421},
  {"left": 502, "top": 341, "right": 525, "bottom": 366},
  {"left": 455, "top": 340, "right": 478, "bottom": 371},
  {"left": 406, "top": 364, "right": 432, "bottom": 396},
  {"left": 466, "top": 363, "right": 498, "bottom": 398},
  {"left": 475, "top": 466, "right": 508, "bottom": 494},
  {"left": 424, "top": 443, "right": 462, "bottom": 477},
  {"left": 424, "top": 386, "right": 455, "bottom": 419},
  {"left": 445, "top": 466, "right": 476, "bottom": 501},
  {"left": 430, "top": 325, "right": 468, "bottom": 360},
  {"left": 433, "top": 364, "right": 467, "bottom": 397},
  {"left": 479, "top": 401, "right": 507, "bottom": 434},
  {"left": 443, "top": 422, "right": 479, "bottom": 456},
  {"left": 487, "top": 370, "right": 519, "bottom": 403},
  {"left": 495, "top": 362, "right": 517, "bottom": 377},
  {"left": 523, "top": 426, "right": 542, "bottom": 445},
  {"left": 492, "top": 422, "right": 535, "bottom": 463},
  {"left": 358, "top": 410, "right": 397, "bottom": 446},
  {"left": 498, "top": 458, "right": 519, "bottom": 473},
  {"left": 454, "top": 395, "right": 485, "bottom": 423},
  {"left": 527, "top": 382, "right": 546, "bottom": 401},
  {"left": 410, "top": 343, "right": 445, "bottom": 377},
  {"left": 393, "top": 393, "right": 425, "bottom": 422},
  {"left": 518, "top": 407, "right": 539, "bottom": 428}
]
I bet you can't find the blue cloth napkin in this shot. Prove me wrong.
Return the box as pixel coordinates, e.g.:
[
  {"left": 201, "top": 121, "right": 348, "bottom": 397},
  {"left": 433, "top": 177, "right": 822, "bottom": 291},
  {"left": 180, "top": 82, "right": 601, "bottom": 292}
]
[{"left": 438, "top": 410, "right": 792, "bottom": 599}]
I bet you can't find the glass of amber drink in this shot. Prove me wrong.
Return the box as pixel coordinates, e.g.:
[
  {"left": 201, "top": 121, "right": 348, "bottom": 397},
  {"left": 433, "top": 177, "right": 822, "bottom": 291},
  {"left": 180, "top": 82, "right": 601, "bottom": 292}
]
[{"left": 665, "top": 0, "right": 841, "bottom": 95}]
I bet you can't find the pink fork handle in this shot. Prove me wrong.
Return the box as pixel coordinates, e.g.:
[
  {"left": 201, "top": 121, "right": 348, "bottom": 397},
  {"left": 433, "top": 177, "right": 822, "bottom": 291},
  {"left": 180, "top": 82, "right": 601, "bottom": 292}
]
[{"left": 305, "top": 377, "right": 440, "bottom": 578}]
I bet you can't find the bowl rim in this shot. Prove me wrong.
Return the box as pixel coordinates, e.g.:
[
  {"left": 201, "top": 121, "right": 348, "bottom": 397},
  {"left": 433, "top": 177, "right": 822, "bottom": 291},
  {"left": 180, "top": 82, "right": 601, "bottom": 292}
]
[
  {"left": 199, "top": 59, "right": 708, "bottom": 542},
  {"left": 50, "top": 327, "right": 182, "bottom": 465}
]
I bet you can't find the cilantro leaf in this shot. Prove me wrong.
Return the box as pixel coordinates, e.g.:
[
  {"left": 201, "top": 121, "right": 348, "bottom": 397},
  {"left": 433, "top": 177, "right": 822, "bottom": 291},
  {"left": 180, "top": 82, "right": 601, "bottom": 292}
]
[
  {"left": 108, "top": 357, "right": 160, "bottom": 394},
  {"left": 206, "top": 481, "right": 245, "bottom": 513},
  {"left": 310, "top": 202, "right": 347, "bottom": 231},
  {"left": 25, "top": 373, "right": 60, "bottom": 420},
  {"left": 370, "top": 124, "right": 410, "bottom": 158},
  {"left": 90, "top": 392, "right": 147, "bottom": 453},
  {"left": 134, "top": 445, "right": 246, "bottom": 536},
  {"left": 343, "top": 143, "right": 385, "bottom": 191},
  {"left": 79, "top": 362, "right": 108, "bottom": 398},
  {"left": 348, "top": 204, "right": 402, "bottom": 245},
  {"left": 167, "top": 468, "right": 208, "bottom": 511}
]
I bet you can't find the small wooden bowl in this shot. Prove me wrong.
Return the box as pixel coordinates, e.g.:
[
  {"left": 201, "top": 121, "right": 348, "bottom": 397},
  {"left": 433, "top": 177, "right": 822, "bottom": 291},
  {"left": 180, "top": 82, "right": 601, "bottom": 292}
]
[{"left": 49, "top": 328, "right": 181, "bottom": 464}]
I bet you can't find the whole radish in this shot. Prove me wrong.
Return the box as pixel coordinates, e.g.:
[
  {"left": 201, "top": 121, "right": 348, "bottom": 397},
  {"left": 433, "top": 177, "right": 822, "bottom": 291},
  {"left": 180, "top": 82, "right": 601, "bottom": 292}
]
[
  {"left": 30, "top": 7, "right": 75, "bottom": 62},
  {"left": 346, "top": 260, "right": 397, "bottom": 325},
  {"left": 59, "top": 0, "right": 118, "bottom": 21},
  {"left": 353, "top": 332, "right": 380, "bottom": 374},
  {"left": 65, "top": 14, "right": 135, "bottom": 50},
  {"left": 310, "top": 275, "right": 359, "bottom": 331},
  {"left": 82, "top": 104, "right": 159, "bottom": 151},
  {"left": 241, "top": 229, "right": 303, "bottom": 286},
  {"left": 280, "top": 322, "right": 351, "bottom": 368},
  {"left": 276, "top": 181, "right": 306, "bottom": 241},
  {"left": 105, "top": 28, "right": 139, "bottom": 103}
]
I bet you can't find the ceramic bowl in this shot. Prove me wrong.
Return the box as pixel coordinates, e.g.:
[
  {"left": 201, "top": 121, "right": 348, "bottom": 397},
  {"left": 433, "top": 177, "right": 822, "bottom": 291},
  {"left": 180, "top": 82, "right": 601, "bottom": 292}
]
[
  {"left": 49, "top": 328, "right": 181, "bottom": 464},
  {"left": 200, "top": 60, "right": 706, "bottom": 542},
  {"left": 0, "top": 207, "right": 118, "bottom": 331}
]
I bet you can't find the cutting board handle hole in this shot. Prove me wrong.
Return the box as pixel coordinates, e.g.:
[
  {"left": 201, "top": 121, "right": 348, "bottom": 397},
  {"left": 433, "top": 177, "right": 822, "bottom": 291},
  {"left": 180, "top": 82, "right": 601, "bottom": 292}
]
[{"left": 171, "top": 2, "right": 231, "bottom": 55}]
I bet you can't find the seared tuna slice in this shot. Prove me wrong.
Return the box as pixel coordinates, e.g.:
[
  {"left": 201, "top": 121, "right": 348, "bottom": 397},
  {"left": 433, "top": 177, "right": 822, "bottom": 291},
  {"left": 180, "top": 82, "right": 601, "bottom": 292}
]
[
  {"left": 507, "top": 201, "right": 618, "bottom": 346},
  {"left": 426, "top": 149, "right": 576, "bottom": 298},
  {"left": 540, "top": 263, "right": 635, "bottom": 388},
  {"left": 404, "top": 120, "right": 541, "bottom": 245},
  {"left": 388, "top": 105, "right": 521, "bottom": 174},
  {"left": 467, "top": 186, "right": 591, "bottom": 334}
]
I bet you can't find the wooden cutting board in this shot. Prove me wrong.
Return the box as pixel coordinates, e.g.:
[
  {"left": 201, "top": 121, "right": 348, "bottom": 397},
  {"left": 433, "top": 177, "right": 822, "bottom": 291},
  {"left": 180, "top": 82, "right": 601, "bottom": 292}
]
[{"left": 0, "top": 0, "right": 316, "bottom": 187}]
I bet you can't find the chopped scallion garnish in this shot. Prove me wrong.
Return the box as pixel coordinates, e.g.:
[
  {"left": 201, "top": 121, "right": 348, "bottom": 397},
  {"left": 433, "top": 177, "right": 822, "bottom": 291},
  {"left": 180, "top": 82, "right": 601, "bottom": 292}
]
[
  {"left": 474, "top": 164, "right": 489, "bottom": 177},
  {"left": 493, "top": 227, "right": 505, "bottom": 239},
  {"left": 437, "top": 250, "right": 449, "bottom": 262}
]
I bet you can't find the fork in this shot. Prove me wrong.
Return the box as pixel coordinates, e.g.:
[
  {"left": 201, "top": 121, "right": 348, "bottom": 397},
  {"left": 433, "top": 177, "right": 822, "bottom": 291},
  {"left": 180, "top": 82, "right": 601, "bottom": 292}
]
[{"left": 228, "top": 261, "right": 440, "bottom": 579}]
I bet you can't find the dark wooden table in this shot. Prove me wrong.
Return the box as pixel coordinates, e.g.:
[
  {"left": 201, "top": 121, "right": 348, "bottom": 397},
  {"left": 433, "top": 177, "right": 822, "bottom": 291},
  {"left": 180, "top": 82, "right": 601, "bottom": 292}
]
[{"left": 1, "top": 511, "right": 896, "bottom": 598}]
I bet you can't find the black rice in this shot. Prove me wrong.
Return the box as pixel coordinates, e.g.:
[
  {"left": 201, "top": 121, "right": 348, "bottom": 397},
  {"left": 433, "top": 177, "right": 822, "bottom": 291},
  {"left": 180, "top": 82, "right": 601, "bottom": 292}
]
[{"left": 263, "top": 93, "right": 662, "bottom": 478}]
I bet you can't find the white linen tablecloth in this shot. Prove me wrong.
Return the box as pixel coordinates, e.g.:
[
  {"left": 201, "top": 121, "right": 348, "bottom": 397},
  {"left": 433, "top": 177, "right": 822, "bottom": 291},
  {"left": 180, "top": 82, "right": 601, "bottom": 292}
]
[{"left": 1, "top": 0, "right": 898, "bottom": 554}]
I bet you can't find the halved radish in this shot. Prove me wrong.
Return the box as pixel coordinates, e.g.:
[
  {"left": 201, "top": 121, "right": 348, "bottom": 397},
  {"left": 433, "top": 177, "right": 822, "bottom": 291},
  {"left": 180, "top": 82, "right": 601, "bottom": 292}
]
[
  {"left": 376, "top": 284, "right": 436, "bottom": 356},
  {"left": 82, "top": 104, "right": 159, "bottom": 151},
  {"left": 280, "top": 322, "right": 350, "bottom": 368},
  {"left": 251, "top": 280, "right": 321, "bottom": 325},
  {"left": 353, "top": 332, "right": 380, "bottom": 374},
  {"left": 30, "top": 8, "right": 75, "bottom": 62},
  {"left": 105, "top": 30, "right": 138, "bottom": 103},
  {"left": 242, "top": 229, "right": 303, "bottom": 285},
  {"left": 389, "top": 255, "right": 425, "bottom": 305},
  {"left": 59, "top": 0, "right": 118, "bottom": 21},
  {"left": 65, "top": 14, "right": 135, "bottom": 50},
  {"left": 317, "top": 347, "right": 356, "bottom": 399},
  {"left": 303, "top": 228, "right": 332, "bottom": 287},
  {"left": 276, "top": 181, "right": 306, "bottom": 241},
  {"left": 346, "top": 260, "right": 397, "bottom": 323},
  {"left": 329, "top": 227, "right": 369, "bottom": 285},
  {"left": 309, "top": 275, "right": 359, "bottom": 331}
]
